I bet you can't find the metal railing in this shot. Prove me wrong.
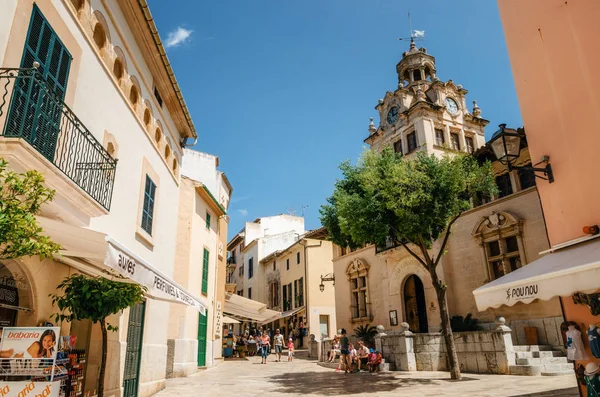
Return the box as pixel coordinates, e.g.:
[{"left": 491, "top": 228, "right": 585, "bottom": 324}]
[{"left": 0, "top": 66, "right": 117, "bottom": 210}]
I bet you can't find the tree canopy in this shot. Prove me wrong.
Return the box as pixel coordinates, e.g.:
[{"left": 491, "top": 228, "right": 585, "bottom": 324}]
[
  {"left": 0, "top": 158, "right": 61, "bottom": 259},
  {"left": 320, "top": 147, "right": 497, "bottom": 257},
  {"left": 50, "top": 274, "right": 146, "bottom": 330}
]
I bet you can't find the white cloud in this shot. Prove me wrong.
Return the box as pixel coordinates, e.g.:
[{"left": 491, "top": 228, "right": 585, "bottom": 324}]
[
  {"left": 165, "top": 27, "right": 193, "bottom": 48},
  {"left": 238, "top": 209, "right": 248, "bottom": 217}
]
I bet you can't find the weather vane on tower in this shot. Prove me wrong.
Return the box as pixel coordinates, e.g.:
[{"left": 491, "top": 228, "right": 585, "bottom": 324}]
[{"left": 398, "top": 12, "right": 425, "bottom": 46}]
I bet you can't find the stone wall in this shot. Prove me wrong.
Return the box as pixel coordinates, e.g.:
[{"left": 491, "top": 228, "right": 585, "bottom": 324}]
[{"left": 375, "top": 325, "right": 515, "bottom": 374}]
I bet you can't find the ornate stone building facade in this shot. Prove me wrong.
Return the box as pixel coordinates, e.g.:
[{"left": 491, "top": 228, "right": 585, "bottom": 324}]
[{"left": 331, "top": 41, "right": 563, "bottom": 351}]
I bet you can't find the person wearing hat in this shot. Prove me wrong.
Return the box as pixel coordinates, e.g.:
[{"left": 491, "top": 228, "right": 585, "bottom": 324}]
[{"left": 585, "top": 362, "right": 600, "bottom": 397}]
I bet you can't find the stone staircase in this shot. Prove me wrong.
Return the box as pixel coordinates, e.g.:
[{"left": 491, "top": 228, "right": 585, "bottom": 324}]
[{"left": 509, "top": 345, "right": 573, "bottom": 376}]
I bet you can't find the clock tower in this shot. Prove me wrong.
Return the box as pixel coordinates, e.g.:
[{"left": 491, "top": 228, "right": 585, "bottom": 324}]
[{"left": 365, "top": 40, "right": 489, "bottom": 157}]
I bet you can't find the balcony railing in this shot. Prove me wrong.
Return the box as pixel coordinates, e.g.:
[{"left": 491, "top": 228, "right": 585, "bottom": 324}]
[{"left": 0, "top": 67, "right": 117, "bottom": 210}]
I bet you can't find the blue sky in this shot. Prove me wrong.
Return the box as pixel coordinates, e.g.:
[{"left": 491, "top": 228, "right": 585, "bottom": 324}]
[{"left": 147, "top": 0, "right": 523, "bottom": 239}]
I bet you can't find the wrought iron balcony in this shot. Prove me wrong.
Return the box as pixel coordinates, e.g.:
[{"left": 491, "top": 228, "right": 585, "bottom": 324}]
[{"left": 0, "top": 67, "right": 117, "bottom": 210}]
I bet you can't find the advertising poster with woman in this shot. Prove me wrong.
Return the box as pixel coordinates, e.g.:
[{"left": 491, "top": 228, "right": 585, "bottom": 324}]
[{"left": 0, "top": 327, "right": 59, "bottom": 359}]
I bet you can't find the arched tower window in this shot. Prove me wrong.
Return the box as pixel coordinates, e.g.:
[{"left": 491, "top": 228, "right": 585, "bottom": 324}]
[{"left": 413, "top": 69, "right": 422, "bottom": 81}]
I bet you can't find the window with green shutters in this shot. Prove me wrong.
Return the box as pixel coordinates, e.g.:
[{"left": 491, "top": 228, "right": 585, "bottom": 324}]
[
  {"left": 206, "top": 212, "right": 211, "bottom": 229},
  {"left": 6, "top": 5, "right": 72, "bottom": 161},
  {"left": 141, "top": 175, "right": 156, "bottom": 235},
  {"left": 202, "top": 248, "right": 209, "bottom": 294}
]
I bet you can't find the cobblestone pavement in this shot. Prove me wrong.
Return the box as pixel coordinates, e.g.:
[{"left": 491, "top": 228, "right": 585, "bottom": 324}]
[{"left": 155, "top": 354, "right": 579, "bottom": 397}]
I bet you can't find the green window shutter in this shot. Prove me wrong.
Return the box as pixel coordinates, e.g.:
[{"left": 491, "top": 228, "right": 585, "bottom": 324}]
[
  {"left": 206, "top": 212, "right": 211, "bottom": 229},
  {"left": 202, "top": 248, "right": 209, "bottom": 294},
  {"left": 197, "top": 310, "right": 208, "bottom": 366},
  {"left": 6, "top": 5, "right": 72, "bottom": 161},
  {"left": 141, "top": 175, "right": 156, "bottom": 235}
]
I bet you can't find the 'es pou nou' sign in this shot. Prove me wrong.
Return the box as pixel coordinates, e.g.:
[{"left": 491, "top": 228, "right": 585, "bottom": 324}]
[{"left": 506, "top": 284, "right": 539, "bottom": 303}]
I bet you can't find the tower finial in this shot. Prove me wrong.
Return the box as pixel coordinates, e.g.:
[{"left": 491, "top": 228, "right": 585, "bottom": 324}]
[
  {"left": 472, "top": 100, "right": 481, "bottom": 117},
  {"left": 368, "top": 117, "right": 376, "bottom": 134}
]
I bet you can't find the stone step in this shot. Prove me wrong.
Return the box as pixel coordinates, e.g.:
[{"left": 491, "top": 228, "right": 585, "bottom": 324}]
[
  {"left": 510, "top": 365, "right": 542, "bottom": 376},
  {"left": 516, "top": 357, "right": 568, "bottom": 365},
  {"left": 543, "top": 363, "right": 574, "bottom": 373},
  {"left": 510, "top": 363, "right": 574, "bottom": 376},
  {"left": 513, "top": 345, "right": 553, "bottom": 352},
  {"left": 541, "top": 370, "right": 574, "bottom": 376},
  {"left": 515, "top": 351, "right": 565, "bottom": 359}
]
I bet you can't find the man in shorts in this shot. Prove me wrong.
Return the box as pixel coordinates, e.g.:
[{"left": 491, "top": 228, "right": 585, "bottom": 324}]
[
  {"left": 339, "top": 328, "right": 351, "bottom": 373},
  {"left": 273, "top": 329, "right": 284, "bottom": 362}
]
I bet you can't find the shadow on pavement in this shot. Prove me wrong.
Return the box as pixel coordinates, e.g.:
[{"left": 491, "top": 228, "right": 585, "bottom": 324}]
[
  {"left": 511, "top": 387, "right": 579, "bottom": 397},
  {"left": 268, "top": 371, "right": 435, "bottom": 395}
]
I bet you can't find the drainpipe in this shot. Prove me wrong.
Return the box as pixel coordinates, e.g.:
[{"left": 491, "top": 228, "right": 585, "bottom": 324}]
[{"left": 298, "top": 239, "right": 322, "bottom": 340}]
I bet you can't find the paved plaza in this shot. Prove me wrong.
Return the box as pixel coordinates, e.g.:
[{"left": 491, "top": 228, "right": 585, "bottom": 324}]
[{"left": 155, "top": 353, "right": 579, "bottom": 397}]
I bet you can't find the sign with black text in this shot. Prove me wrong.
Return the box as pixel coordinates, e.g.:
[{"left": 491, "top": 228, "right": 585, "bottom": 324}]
[{"left": 105, "top": 244, "right": 206, "bottom": 314}]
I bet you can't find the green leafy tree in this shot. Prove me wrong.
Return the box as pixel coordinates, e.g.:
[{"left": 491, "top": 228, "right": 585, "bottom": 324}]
[
  {"left": 50, "top": 275, "right": 146, "bottom": 397},
  {"left": 320, "top": 148, "right": 496, "bottom": 380},
  {"left": 0, "top": 158, "right": 61, "bottom": 259},
  {"left": 450, "top": 313, "right": 483, "bottom": 332},
  {"left": 354, "top": 323, "right": 378, "bottom": 346}
]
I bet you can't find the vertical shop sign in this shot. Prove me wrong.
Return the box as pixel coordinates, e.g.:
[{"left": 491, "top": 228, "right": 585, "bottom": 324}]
[{"left": 214, "top": 301, "right": 222, "bottom": 339}]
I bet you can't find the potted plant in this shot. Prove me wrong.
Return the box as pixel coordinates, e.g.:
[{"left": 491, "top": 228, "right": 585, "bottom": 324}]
[{"left": 237, "top": 345, "right": 247, "bottom": 358}]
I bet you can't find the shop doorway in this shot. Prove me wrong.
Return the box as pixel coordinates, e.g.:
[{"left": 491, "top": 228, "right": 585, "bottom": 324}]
[
  {"left": 123, "top": 301, "right": 145, "bottom": 397},
  {"left": 403, "top": 275, "right": 428, "bottom": 333},
  {"left": 197, "top": 310, "right": 208, "bottom": 367}
]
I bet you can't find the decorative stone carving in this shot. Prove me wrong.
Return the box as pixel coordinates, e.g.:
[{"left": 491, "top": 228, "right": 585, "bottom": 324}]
[{"left": 472, "top": 100, "right": 481, "bottom": 117}]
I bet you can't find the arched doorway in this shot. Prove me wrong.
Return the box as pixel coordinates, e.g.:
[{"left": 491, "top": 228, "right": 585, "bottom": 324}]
[{"left": 403, "top": 275, "right": 428, "bottom": 333}]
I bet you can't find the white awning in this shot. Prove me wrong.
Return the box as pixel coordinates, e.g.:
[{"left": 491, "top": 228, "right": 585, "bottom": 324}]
[
  {"left": 473, "top": 238, "right": 600, "bottom": 311},
  {"left": 223, "top": 293, "right": 280, "bottom": 323},
  {"left": 222, "top": 316, "right": 240, "bottom": 324},
  {"left": 279, "top": 306, "right": 305, "bottom": 319},
  {"left": 37, "top": 217, "right": 207, "bottom": 315}
]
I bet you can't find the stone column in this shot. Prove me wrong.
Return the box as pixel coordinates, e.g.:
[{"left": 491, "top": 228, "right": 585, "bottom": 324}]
[
  {"left": 395, "top": 325, "right": 417, "bottom": 371},
  {"left": 492, "top": 317, "right": 515, "bottom": 374}
]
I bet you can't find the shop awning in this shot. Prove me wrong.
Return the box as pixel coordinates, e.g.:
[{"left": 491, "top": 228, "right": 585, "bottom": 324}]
[
  {"left": 223, "top": 293, "right": 280, "bottom": 323},
  {"left": 473, "top": 238, "right": 600, "bottom": 311},
  {"left": 279, "top": 306, "right": 305, "bottom": 319},
  {"left": 37, "top": 217, "right": 207, "bottom": 315},
  {"left": 222, "top": 316, "right": 240, "bottom": 324}
]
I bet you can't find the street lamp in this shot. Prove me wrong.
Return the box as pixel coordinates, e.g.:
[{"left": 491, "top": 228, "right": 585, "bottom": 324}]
[
  {"left": 488, "top": 124, "right": 554, "bottom": 183},
  {"left": 319, "top": 273, "right": 335, "bottom": 292}
]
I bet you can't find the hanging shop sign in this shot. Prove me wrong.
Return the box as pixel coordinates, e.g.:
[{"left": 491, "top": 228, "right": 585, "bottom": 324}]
[
  {"left": 0, "top": 327, "right": 60, "bottom": 360},
  {"left": 0, "top": 381, "right": 60, "bottom": 397},
  {"left": 105, "top": 244, "right": 206, "bottom": 315},
  {"left": 572, "top": 291, "right": 600, "bottom": 316}
]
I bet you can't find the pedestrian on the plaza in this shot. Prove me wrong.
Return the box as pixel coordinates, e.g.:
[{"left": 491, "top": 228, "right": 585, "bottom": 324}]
[
  {"left": 349, "top": 343, "right": 358, "bottom": 372},
  {"left": 327, "top": 335, "right": 340, "bottom": 362},
  {"left": 274, "top": 329, "right": 284, "bottom": 362},
  {"left": 356, "top": 341, "right": 370, "bottom": 371},
  {"left": 339, "top": 328, "right": 351, "bottom": 373},
  {"left": 260, "top": 333, "right": 270, "bottom": 364},
  {"left": 287, "top": 337, "right": 294, "bottom": 362}
]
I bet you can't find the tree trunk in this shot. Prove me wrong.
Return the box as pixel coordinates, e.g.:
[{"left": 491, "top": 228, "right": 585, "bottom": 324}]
[
  {"left": 98, "top": 318, "right": 108, "bottom": 397},
  {"left": 430, "top": 270, "right": 461, "bottom": 380}
]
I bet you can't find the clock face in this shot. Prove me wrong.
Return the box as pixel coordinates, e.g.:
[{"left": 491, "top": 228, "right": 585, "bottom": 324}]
[
  {"left": 445, "top": 98, "right": 459, "bottom": 115},
  {"left": 387, "top": 106, "right": 399, "bottom": 125}
]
